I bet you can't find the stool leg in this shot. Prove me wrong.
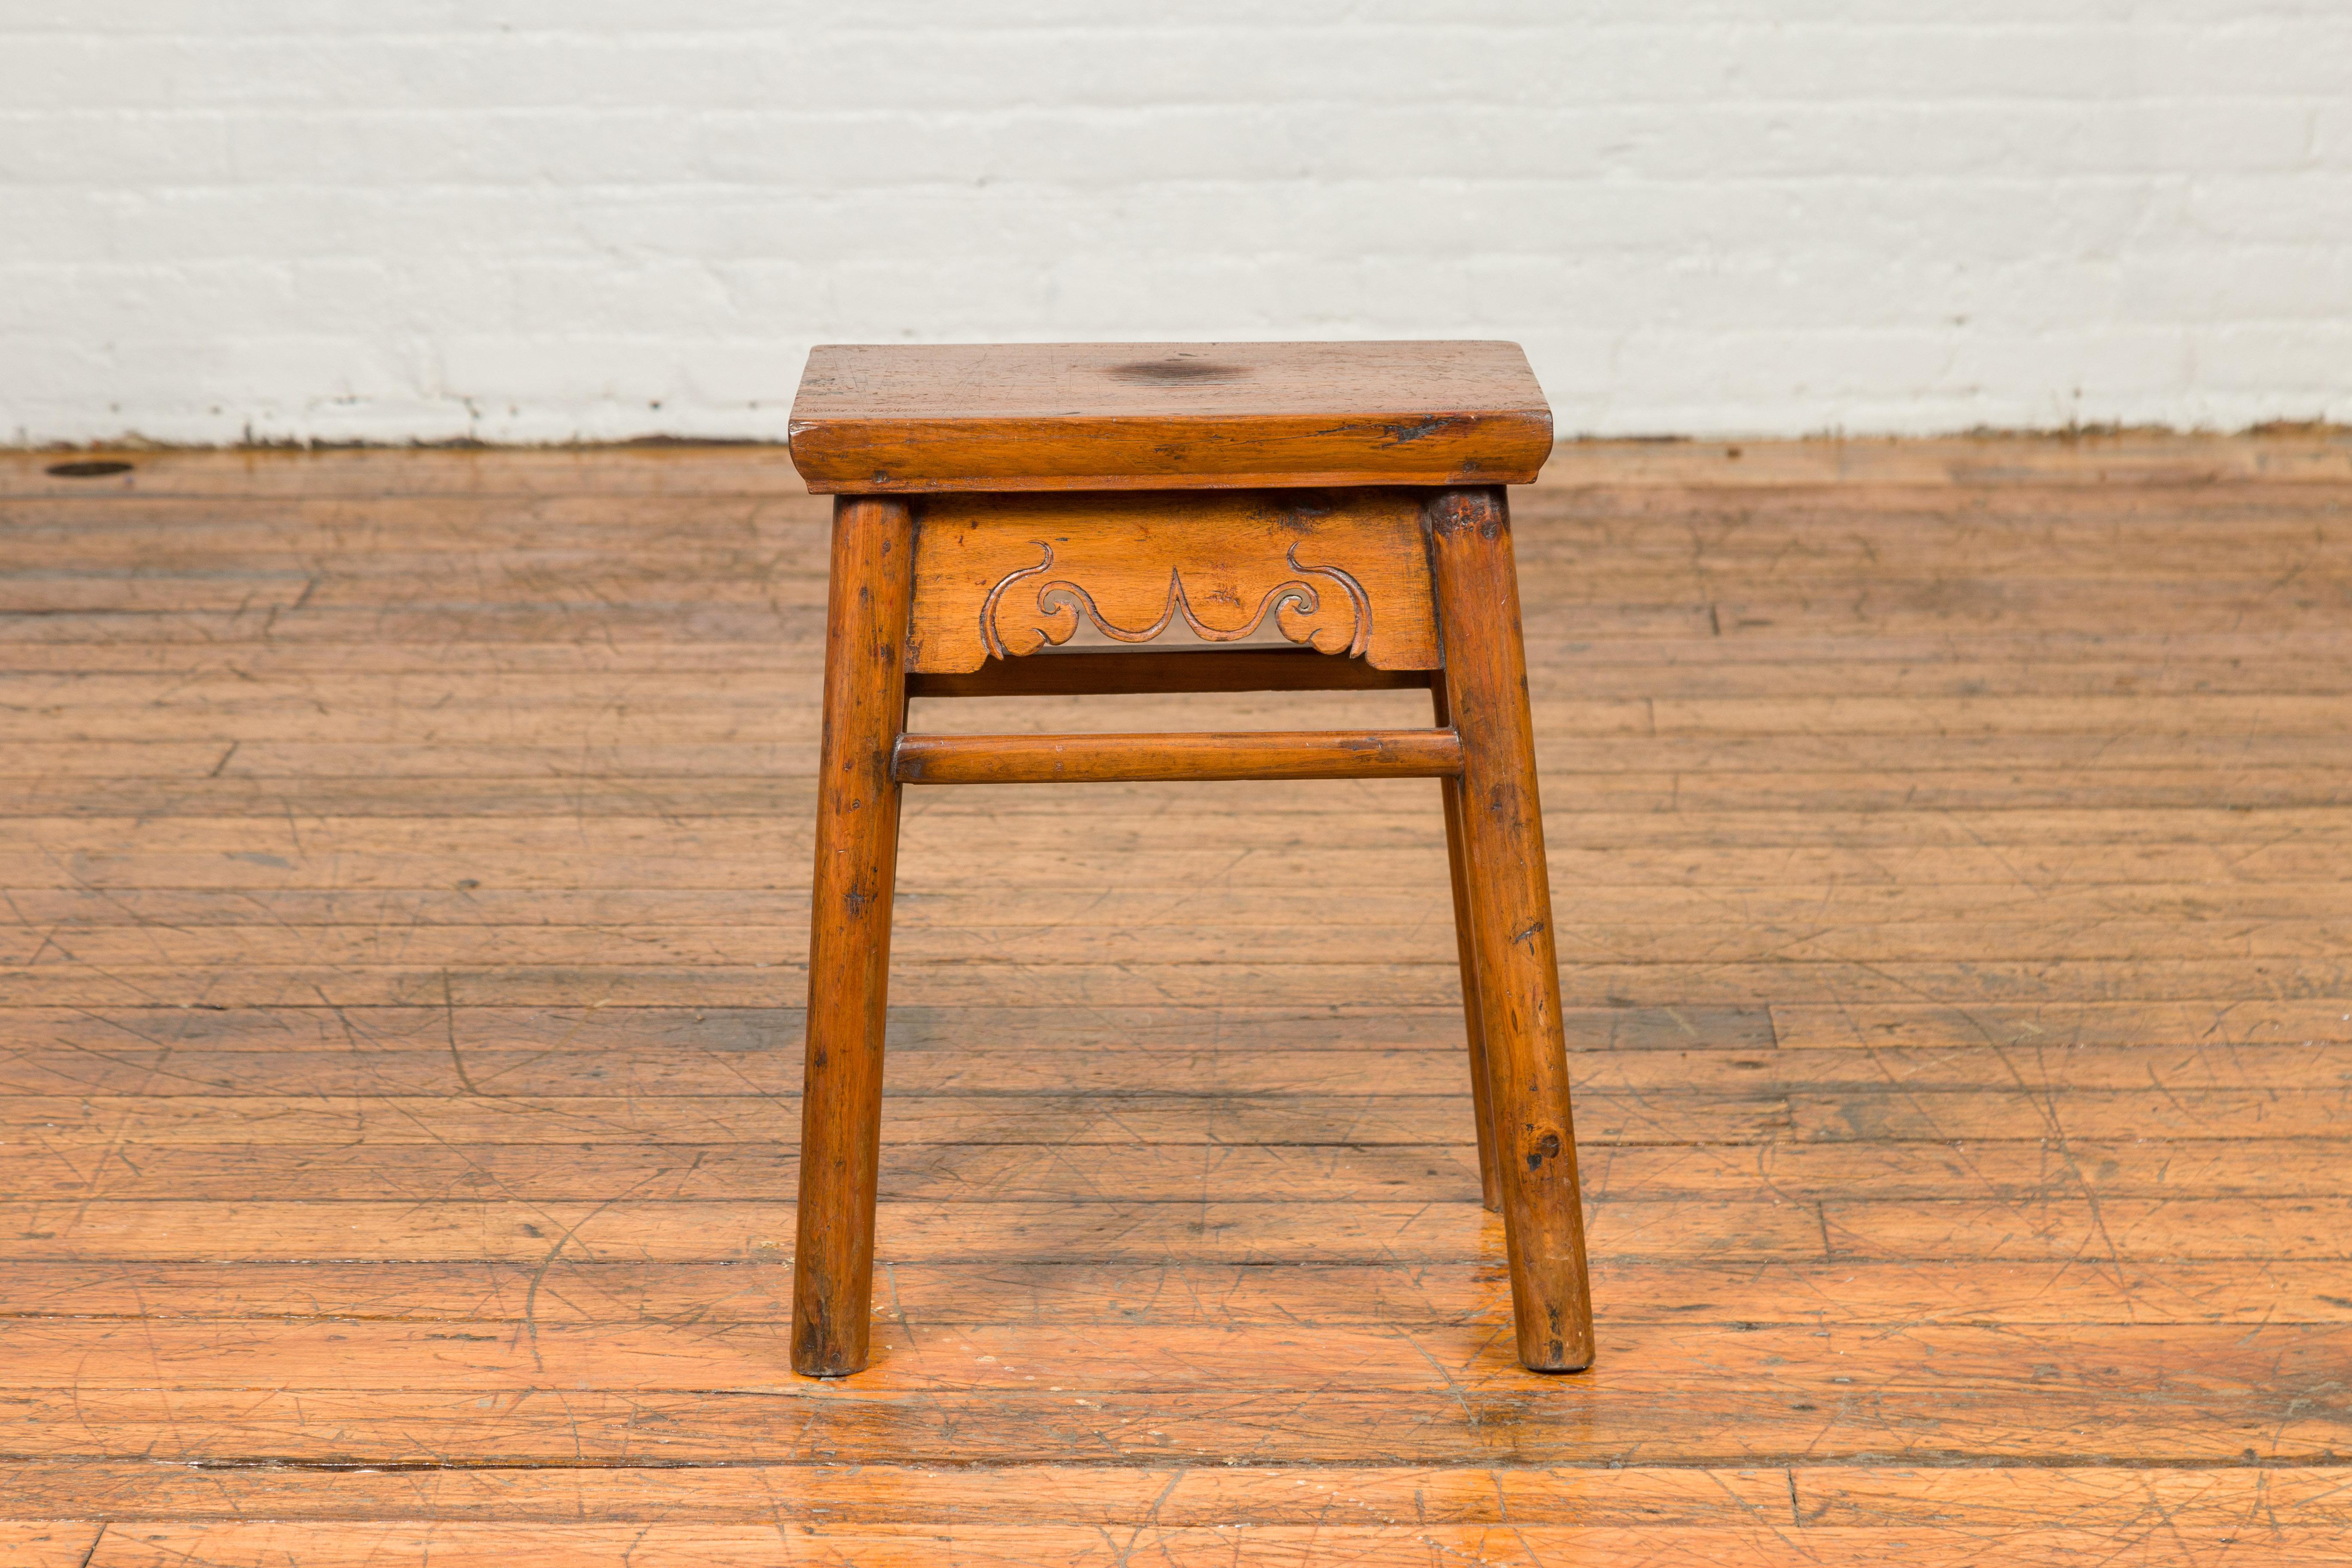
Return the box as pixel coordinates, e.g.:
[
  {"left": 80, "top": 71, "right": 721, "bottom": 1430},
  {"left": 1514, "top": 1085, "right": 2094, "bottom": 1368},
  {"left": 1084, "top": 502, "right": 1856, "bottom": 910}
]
[
  {"left": 792, "top": 496, "right": 916, "bottom": 1377},
  {"left": 1428, "top": 486, "right": 1596, "bottom": 1373},
  {"left": 1434, "top": 686, "right": 1504, "bottom": 1213}
]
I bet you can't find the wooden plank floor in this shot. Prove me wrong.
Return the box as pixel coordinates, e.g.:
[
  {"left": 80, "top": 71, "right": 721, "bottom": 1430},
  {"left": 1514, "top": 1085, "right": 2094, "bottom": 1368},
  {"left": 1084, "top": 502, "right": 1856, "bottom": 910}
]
[{"left": 3, "top": 435, "right": 2349, "bottom": 1565}]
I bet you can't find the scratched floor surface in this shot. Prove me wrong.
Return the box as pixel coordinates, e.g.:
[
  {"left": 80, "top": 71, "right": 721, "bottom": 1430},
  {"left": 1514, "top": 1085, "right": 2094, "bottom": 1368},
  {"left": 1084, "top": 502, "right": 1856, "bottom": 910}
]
[{"left": 2, "top": 437, "right": 2349, "bottom": 1565}]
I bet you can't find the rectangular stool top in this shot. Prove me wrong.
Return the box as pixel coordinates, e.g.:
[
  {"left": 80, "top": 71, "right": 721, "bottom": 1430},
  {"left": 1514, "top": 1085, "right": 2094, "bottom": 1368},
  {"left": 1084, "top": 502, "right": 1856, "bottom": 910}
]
[{"left": 787, "top": 340, "right": 1552, "bottom": 494}]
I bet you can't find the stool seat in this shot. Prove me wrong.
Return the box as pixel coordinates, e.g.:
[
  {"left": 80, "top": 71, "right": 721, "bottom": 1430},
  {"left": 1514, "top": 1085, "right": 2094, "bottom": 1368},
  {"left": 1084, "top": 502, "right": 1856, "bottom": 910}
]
[
  {"left": 787, "top": 340, "right": 1554, "bottom": 494},
  {"left": 781, "top": 340, "right": 1594, "bottom": 1382}
]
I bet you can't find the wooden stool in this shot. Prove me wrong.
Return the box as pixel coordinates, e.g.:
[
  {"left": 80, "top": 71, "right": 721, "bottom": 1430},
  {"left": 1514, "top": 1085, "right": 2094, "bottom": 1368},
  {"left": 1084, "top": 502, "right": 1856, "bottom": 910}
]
[{"left": 784, "top": 341, "right": 1594, "bottom": 1376}]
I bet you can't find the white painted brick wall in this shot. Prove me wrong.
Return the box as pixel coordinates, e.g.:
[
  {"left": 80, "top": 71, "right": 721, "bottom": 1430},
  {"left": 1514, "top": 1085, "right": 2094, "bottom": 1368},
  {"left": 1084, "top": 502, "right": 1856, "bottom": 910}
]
[{"left": 5, "top": 0, "right": 2348, "bottom": 444}]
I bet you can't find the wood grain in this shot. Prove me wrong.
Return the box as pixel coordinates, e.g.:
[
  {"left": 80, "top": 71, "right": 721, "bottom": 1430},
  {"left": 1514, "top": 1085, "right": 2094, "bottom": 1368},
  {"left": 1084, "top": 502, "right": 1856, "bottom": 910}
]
[
  {"left": 8, "top": 1462, "right": 2349, "bottom": 1528},
  {"left": 786, "top": 340, "right": 1553, "bottom": 493},
  {"left": 8, "top": 1130, "right": 2348, "bottom": 1201},
  {"left": 4, "top": 1354, "right": 2340, "bottom": 1464},
  {"left": 892, "top": 728, "right": 1463, "bottom": 784},
  {"left": 3, "top": 1256, "right": 2342, "bottom": 1327},
  {"left": 4, "top": 438, "right": 2348, "bottom": 1562},
  {"left": 790, "top": 496, "right": 914, "bottom": 1377},
  {"left": 45, "top": 1521, "right": 2352, "bottom": 1567},
  {"left": 1429, "top": 487, "right": 1594, "bottom": 1370}
]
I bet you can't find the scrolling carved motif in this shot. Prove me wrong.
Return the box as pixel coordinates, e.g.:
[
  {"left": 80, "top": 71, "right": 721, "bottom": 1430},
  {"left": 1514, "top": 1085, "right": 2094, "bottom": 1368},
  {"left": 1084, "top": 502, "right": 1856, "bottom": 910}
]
[
  {"left": 980, "top": 543, "right": 1372, "bottom": 661},
  {"left": 904, "top": 490, "right": 1439, "bottom": 674}
]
